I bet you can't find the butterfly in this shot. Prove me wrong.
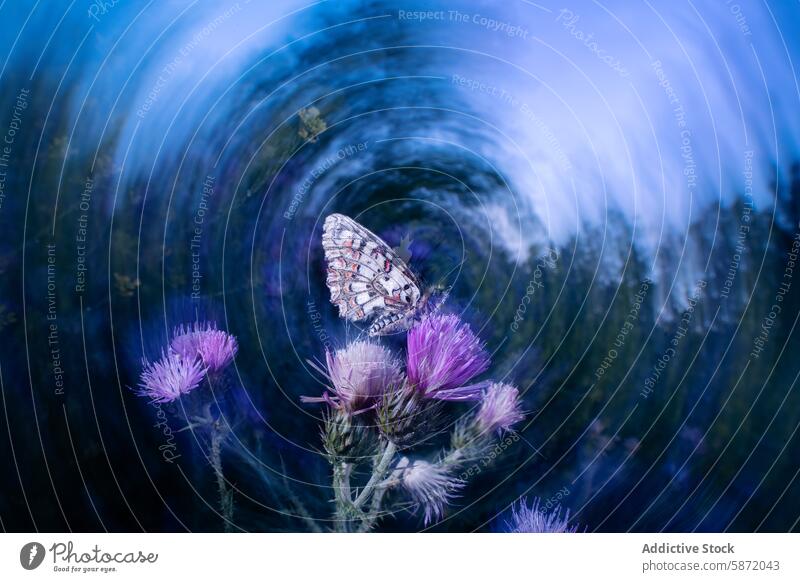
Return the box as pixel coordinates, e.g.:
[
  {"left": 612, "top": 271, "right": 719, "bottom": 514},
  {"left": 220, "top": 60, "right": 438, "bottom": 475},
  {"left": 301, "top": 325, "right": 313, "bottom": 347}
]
[{"left": 322, "top": 213, "right": 447, "bottom": 336}]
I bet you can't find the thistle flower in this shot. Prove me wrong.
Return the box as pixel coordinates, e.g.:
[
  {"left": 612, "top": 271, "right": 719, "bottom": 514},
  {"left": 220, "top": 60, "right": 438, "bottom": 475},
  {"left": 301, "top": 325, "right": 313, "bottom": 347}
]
[
  {"left": 303, "top": 341, "right": 404, "bottom": 413},
  {"left": 170, "top": 322, "right": 238, "bottom": 373},
  {"left": 137, "top": 351, "right": 207, "bottom": 403},
  {"left": 475, "top": 383, "right": 524, "bottom": 433},
  {"left": 505, "top": 497, "right": 580, "bottom": 533},
  {"left": 398, "top": 458, "right": 462, "bottom": 525},
  {"left": 406, "top": 314, "right": 490, "bottom": 400}
]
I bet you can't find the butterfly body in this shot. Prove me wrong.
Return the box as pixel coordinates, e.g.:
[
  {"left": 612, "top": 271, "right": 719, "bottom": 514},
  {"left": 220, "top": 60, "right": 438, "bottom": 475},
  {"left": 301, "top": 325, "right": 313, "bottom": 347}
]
[{"left": 322, "top": 213, "right": 443, "bottom": 336}]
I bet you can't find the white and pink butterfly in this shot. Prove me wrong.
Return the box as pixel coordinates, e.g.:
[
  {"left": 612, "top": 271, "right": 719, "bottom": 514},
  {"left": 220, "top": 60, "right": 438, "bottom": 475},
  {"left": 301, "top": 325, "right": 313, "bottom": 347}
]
[{"left": 322, "top": 213, "right": 447, "bottom": 335}]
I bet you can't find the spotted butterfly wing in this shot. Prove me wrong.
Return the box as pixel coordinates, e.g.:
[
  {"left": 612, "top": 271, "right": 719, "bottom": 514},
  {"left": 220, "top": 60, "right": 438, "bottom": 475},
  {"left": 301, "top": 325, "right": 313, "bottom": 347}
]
[{"left": 322, "top": 213, "right": 422, "bottom": 335}]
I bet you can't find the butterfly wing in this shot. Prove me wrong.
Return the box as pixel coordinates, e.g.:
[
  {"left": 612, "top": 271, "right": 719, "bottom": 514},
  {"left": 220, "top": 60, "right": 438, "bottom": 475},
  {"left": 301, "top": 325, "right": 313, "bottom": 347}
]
[{"left": 322, "top": 213, "right": 421, "bottom": 322}]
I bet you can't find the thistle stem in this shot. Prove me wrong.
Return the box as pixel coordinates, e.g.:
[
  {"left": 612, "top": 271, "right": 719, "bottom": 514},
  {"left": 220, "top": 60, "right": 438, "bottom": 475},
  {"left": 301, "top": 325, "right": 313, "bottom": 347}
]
[
  {"left": 349, "top": 440, "right": 398, "bottom": 532},
  {"left": 210, "top": 421, "right": 234, "bottom": 532},
  {"left": 330, "top": 440, "right": 399, "bottom": 532},
  {"left": 353, "top": 440, "right": 397, "bottom": 509},
  {"left": 358, "top": 463, "right": 405, "bottom": 532},
  {"left": 332, "top": 461, "right": 353, "bottom": 532}
]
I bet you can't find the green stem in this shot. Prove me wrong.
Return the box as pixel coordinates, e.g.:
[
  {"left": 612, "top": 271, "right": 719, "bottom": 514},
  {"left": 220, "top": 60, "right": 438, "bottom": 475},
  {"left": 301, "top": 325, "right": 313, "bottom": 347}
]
[
  {"left": 353, "top": 440, "right": 397, "bottom": 510},
  {"left": 351, "top": 440, "right": 398, "bottom": 531},
  {"left": 332, "top": 461, "right": 353, "bottom": 532},
  {"left": 210, "top": 421, "right": 234, "bottom": 532},
  {"left": 358, "top": 463, "right": 405, "bottom": 532},
  {"left": 329, "top": 440, "right": 400, "bottom": 532}
]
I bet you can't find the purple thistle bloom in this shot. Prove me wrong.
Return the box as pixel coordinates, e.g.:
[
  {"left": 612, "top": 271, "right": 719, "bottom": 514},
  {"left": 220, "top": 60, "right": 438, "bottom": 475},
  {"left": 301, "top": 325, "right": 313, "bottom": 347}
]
[
  {"left": 137, "top": 351, "right": 207, "bottom": 403},
  {"left": 398, "top": 458, "right": 462, "bottom": 525},
  {"left": 303, "top": 341, "right": 403, "bottom": 413},
  {"left": 475, "top": 382, "right": 524, "bottom": 433},
  {"left": 506, "top": 497, "right": 580, "bottom": 533},
  {"left": 170, "top": 322, "right": 238, "bottom": 373},
  {"left": 406, "top": 314, "right": 490, "bottom": 400}
]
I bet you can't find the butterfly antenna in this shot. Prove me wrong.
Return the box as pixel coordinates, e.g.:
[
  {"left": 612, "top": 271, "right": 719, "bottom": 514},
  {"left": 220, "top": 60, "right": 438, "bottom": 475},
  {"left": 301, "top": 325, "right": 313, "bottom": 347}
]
[
  {"left": 435, "top": 256, "right": 467, "bottom": 289},
  {"left": 343, "top": 320, "right": 369, "bottom": 343}
]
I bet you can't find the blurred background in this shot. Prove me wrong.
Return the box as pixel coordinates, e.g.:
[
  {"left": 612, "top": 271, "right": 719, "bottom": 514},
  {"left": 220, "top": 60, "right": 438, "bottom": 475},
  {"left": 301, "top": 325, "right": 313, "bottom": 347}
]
[{"left": 1, "top": 0, "right": 799, "bottom": 532}]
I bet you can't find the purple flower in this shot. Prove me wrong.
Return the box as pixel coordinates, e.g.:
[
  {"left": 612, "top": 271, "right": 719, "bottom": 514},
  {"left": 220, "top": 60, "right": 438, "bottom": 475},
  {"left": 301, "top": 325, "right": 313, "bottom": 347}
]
[
  {"left": 303, "top": 341, "right": 403, "bottom": 413},
  {"left": 398, "top": 458, "right": 462, "bottom": 525},
  {"left": 137, "top": 351, "right": 207, "bottom": 403},
  {"left": 170, "top": 322, "right": 238, "bottom": 373},
  {"left": 506, "top": 497, "right": 580, "bottom": 533},
  {"left": 406, "top": 314, "right": 490, "bottom": 400},
  {"left": 475, "top": 383, "right": 524, "bottom": 433}
]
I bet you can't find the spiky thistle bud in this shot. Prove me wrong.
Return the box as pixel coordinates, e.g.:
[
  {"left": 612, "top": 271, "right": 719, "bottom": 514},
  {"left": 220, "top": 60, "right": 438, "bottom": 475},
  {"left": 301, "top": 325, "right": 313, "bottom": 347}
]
[
  {"left": 505, "top": 497, "right": 581, "bottom": 533},
  {"left": 398, "top": 458, "right": 462, "bottom": 525},
  {"left": 475, "top": 382, "right": 524, "bottom": 434}
]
